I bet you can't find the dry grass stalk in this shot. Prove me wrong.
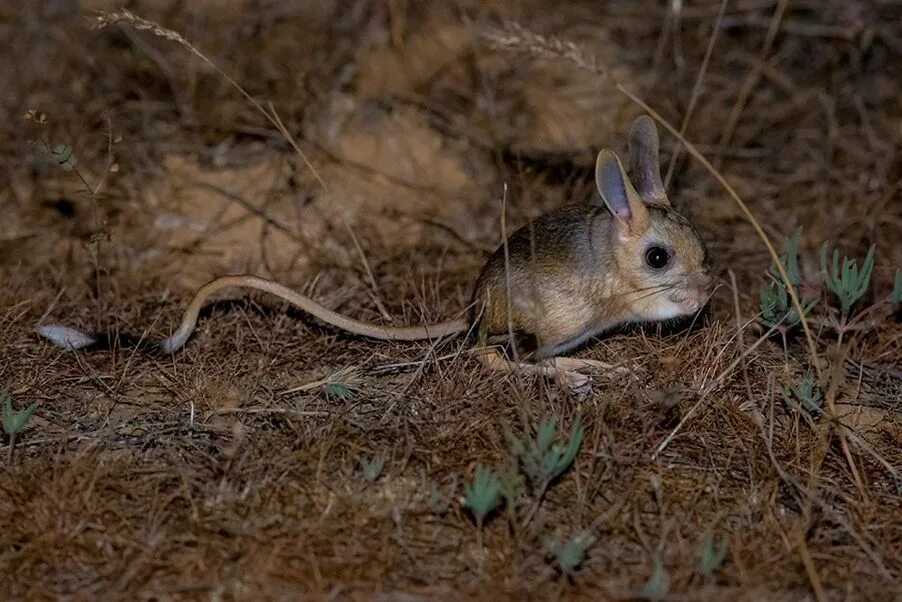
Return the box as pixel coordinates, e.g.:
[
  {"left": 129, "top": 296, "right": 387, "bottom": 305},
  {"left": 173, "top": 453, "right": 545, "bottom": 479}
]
[
  {"left": 3, "top": 2, "right": 900, "bottom": 598},
  {"left": 90, "top": 8, "right": 327, "bottom": 192}
]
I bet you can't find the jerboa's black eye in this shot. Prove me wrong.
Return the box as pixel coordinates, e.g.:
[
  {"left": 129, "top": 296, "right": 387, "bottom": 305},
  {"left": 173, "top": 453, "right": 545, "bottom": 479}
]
[{"left": 645, "top": 246, "right": 670, "bottom": 269}]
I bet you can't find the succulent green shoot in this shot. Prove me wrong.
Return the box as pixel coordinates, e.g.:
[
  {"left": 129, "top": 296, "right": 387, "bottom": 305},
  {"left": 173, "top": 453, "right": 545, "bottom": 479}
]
[
  {"left": 759, "top": 228, "right": 816, "bottom": 330},
  {"left": 3, "top": 394, "right": 38, "bottom": 463},
  {"left": 697, "top": 524, "right": 729, "bottom": 578},
  {"left": 820, "top": 242, "right": 875, "bottom": 314},
  {"left": 463, "top": 464, "right": 502, "bottom": 525},
  {"left": 51, "top": 144, "right": 78, "bottom": 171},
  {"left": 536, "top": 419, "right": 555, "bottom": 454},
  {"left": 640, "top": 552, "right": 670, "bottom": 600},
  {"left": 890, "top": 269, "right": 902, "bottom": 304},
  {"left": 759, "top": 281, "right": 815, "bottom": 329},
  {"left": 782, "top": 375, "right": 823, "bottom": 414},
  {"left": 357, "top": 454, "right": 385, "bottom": 483},
  {"left": 323, "top": 366, "right": 362, "bottom": 400},
  {"left": 2, "top": 394, "right": 38, "bottom": 437},
  {"left": 508, "top": 415, "right": 584, "bottom": 529},
  {"left": 499, "top": 467, "right": 525, "bottom": 525},
  {"left": 768, "top": 227, "right": 804, "bottom": 285},
  {"left": 507, "top": 415, "right": 584, "bottom": 488},
  {"left": 324, "top": 381, "right": 356, "bottom": 400},
  {"left": 463, "top": 464, "right": 503, "bottom": 572},
  {"left": 281, "top": 365, "right": 361, "bottom": 399},
  {"left": 546, "top": 530, "right": 596, "bottom": 574}
]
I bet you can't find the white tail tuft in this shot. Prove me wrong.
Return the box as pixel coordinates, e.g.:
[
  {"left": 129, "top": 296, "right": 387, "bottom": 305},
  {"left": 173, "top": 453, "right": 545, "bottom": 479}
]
[{"left": 37, "top": 325, "right": 97, "bottom": 351}]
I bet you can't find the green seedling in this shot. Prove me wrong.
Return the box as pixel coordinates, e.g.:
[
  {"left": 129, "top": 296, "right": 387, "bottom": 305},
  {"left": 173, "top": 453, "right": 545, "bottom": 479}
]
[
  {"left": 759, "top": 281, "right": 816, "bottom": 330},
  {"left": 820, "top": 242, "right": 875, "bottom": 315},
  {"left": 823, "top": 257, "right": 901, "bottom": 338},
  {"left": 324, "top": 380, "right": 357, "bottom": 400},
  {"left": 758, "top": 232, "right": 897, "bottom": 342},
  {"left": 759, "top": 228, "right": 816, "bottom": 333},
  {"left": 768, "top": 227, "right": 805, "bottom": 285},
  {"left": 357, "top": 454, "right": 385, "bottom": 483},
  {"left": 640, "top": 552, "right": 670, "bottom": 600},
  {"left": 499, "top": 466, "right": 525, "bottom": 526},
  {"left": 51, "top": 144, "right": 78, "bottom": 171},
  {"left": 507, "top": 415, "right": 583, "bottom": 488},
  {"left": 890, "top": 269, "right": 902, "bottom": 304},
  {"left": 782, "top": 375, "right": 823, "bottom": 414},
  {"left": 3, "top": 393, "right": 38, "bottom": 462},
  {"left": 462, "top": 463, "right": 503, "bottom": 571},
  {"left": 697, "top": 524, "right": 729, "bottom": 578},
  {"left": 281, "top": 366, "right": 362, "bottom": 399},
  {"left": 463, "top": 464, "right": 502, "bottom": 525},
  {"left": 507, "top": 415, "right": 583, "bottom": 526},
  {"left": 546, "top": 530, "right": 596, "bottom": 575},
  {"left": 324, "top": 366, "right": 362, "bottom": 400}
]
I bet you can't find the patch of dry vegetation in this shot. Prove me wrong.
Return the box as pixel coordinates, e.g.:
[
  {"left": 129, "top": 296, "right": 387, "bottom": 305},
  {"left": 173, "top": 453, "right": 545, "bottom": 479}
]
[{"left": 1, "top": 0, "right": 901, "bottom": 599}]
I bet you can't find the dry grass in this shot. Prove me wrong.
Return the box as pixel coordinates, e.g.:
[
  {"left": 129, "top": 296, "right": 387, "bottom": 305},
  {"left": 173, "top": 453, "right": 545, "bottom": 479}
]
[{"left": 2, "top": 1, "right": 901, "bottom": 600}]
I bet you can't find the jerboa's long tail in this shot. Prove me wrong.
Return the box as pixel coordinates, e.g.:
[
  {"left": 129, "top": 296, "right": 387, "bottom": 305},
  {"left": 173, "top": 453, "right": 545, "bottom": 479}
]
[{"left": 38, "top": 275, "right": 469, "bottom": 354}]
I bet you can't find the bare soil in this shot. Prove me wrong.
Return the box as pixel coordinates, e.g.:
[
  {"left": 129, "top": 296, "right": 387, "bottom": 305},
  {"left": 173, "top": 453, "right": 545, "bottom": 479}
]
[{"left": 1, "top": 1, "right": 901, "bottom": 600}]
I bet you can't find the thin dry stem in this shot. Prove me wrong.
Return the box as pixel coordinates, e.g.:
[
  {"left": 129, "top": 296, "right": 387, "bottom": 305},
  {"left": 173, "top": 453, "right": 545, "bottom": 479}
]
[{"left": 91, "top": 9, "right": 327, "bottom": 191}]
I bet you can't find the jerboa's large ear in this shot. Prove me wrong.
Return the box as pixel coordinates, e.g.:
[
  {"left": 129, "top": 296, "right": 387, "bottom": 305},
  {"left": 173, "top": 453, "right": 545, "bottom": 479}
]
[
  {"left": 629, "top": 115, "right": 669, "bottom": 206},
  {"left": 595, "top": 149, "right": 648, "bottom": 236}
]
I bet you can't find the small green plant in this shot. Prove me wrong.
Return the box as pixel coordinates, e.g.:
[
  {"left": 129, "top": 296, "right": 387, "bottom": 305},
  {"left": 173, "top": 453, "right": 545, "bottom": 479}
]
[
  {"left": 50, "top": 143, "right": 78, "bottom": 171},
  {"left": 507, "top": 414, "right": 583, "bottom": 526},
  {"left": 759, "top": 228, "right": 816, "bottom": 334},
  {"left": 281, "top": 366, "right": 362, "bottom": 399},
  {"left": 820, "top": 255, "right": 901, "bottom": 341},
  {"left": 697, "top": 524, "right": 729, "bottom": 578},
  {"left": 323, "top": 366, "right": 362, "bottom": 401},
  {"left": 768, "top": 227, "right": 805, "bottom": 285},
  {"left": 507, "top": 415, "right": 583, "bottom": 488},
  {"left": 463, "top": 464, "right": 503, "bottom": 525},
  {"left": 499, "top": 466, "right": 525, "bottom": 526},
  {"left": 546, "top": 530, "right": 596, "bottom": 576},
  {"left": 813, "top": 242, "right": 901, "bottom": 342},
  {"left": 3, "top": 393, "right": 38, "bottom": 462},
  {"left": 25, "top": 110, "right": 115, "bottom": 198},
  {"left": 759, "top": 232, "right": 900, "bottom": 349},
  {"left": 357, "top": 453, "right": 385, "bottom": 483},
  {"left": 782, "top": 375, "right": 823, "bottom": 414},
  {"left": 640, "top": 552, "right": 670, "bottom": 600},
  {"left": 890, "top": 269, "right": 902, "bottom": 304},
  {"left": 759, "top": 282, "right": 816, "bottom": 330},
  {"left": 820, "top": 242, "right": 875, "bottom": 315},
  {"left": 462, "top": 463, "right": 503, "bottom": 569},
  {"left": 324, "top": 380, "right": 357, "bottom": 400}
]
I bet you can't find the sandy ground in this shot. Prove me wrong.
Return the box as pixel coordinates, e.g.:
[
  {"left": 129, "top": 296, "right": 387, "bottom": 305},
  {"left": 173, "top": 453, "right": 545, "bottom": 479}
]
[{"left": 1, "top": 1, "right": 901, "bottom": 599}]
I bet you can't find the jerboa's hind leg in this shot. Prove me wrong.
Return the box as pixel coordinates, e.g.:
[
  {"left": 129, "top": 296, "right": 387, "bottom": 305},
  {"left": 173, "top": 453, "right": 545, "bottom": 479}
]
[{"left": 473, "top": 347, "right": 616, "bottom": 393}]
